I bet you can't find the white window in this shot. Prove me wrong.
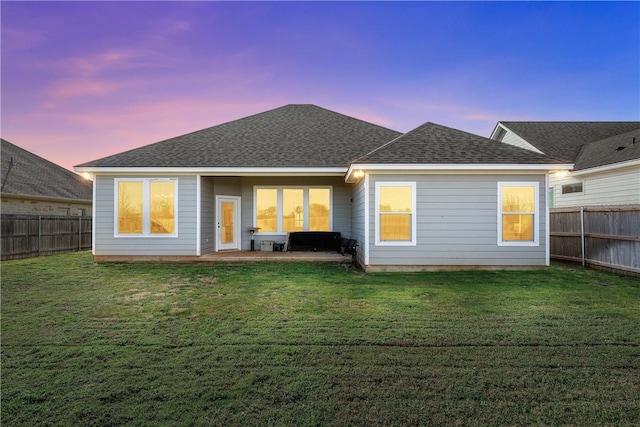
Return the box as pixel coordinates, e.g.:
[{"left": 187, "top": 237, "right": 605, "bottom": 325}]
[
  {"left": 254, "top": 186, "right": 332, "bottom": 234},
  {"left": 375, "top": 182, "right": 416, "bottom": 246},
  {"left": 115, "top": 178, "right": 178, "bottom": 237},
  {"left": 561, "top": 182, "right": 583, "bottom": 194},
  {"left": 498, "top": 182, "right": 539, "bottom": 246}
]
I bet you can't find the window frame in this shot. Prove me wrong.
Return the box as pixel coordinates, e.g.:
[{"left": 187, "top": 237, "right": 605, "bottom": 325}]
[
  {"left": 375, "top": 181, "right": 417, "bottom": 246},
  {"left": 561, "top": 182, "right": 583, "bottom": 194},
  {"left": 114, "top": 178, "right": 178, "bottom": 238},
  {"left": 497, "top": 182, "right": 539, "bottom": 247},
  {"left": 253, "top": 185, "right": 333, "bottom": 235}
]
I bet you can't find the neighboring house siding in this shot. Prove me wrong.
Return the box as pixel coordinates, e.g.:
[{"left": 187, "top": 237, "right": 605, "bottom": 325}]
[
  {"left": 551, "top": 164, "right": 640, "bottom": 207},
  {"left": 94, "top": 175, "right": 198, "bottom": 256},
  {"left": 350, "top": 178, "right": 366, "bottom": 266},
  {"left": 366, "top": 173, "right": 547, "bottom": 266},
  {"left": 239, "top": 176, "right": 352, "bottom": 250},
  {"left": 1, "top": 196, "right": 91, "bottom": 216},
  {"left": 200, "top": 177, "right": 215, "bottom": 254},
  {"left": 496, "top": 129, "right": 543, "bottom": 154}
]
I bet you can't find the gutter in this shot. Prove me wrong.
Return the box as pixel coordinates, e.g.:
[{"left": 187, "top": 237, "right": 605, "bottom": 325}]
[
  {"left": 570, "top": 158, "right": 640, "bottom": 176},
  {"left": 345, "top": 163, "right": 574, "bottom": 182}
]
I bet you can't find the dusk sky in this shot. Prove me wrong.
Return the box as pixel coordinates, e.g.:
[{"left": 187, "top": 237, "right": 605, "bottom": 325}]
[{"left": 2, "top": 1, "right": 639, "bottom": 172}]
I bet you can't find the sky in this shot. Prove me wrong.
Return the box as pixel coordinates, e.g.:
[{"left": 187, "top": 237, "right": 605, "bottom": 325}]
[{"left": 2, "top": 1, "right": 639, "bottom": 172}]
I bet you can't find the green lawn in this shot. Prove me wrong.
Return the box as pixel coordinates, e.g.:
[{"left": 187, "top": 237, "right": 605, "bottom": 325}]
[{"left": 2, "top": 252, "right": 639, "bottom": 426}]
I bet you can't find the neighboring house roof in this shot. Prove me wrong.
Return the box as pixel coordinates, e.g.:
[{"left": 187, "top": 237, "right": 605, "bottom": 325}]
[
  {"left": 496, "top": 121, "right": 640, "bottom": 163},
  {"left": 76, "top": 104, "right": 402, "bottom": 169},
  {"left": 1, "top": 139, "right": 92, "bottom": 202},
  {"left": 573, "top": 128, "right": 640, "bottom": 171},
  {"left": 352, "top": 122, "right": 567, "bottom": 165}
]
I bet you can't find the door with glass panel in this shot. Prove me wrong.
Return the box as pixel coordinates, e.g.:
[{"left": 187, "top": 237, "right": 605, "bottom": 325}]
[{"left": 217, "top": 196, "right": 240, "bottom": 251}]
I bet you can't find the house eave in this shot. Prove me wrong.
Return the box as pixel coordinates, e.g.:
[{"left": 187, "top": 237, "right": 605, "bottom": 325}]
[
  {"left": 1, "top": 192, "right": 93, "bottom": 205},
  {"left": 345, "top": 163, "right": 574, "bottom": 182},
  {"left": 73, "top": 166, "right": 348, "bottom": 177},
  {"left": 569, "top": 158, "right": 640, "bottom": 177}
]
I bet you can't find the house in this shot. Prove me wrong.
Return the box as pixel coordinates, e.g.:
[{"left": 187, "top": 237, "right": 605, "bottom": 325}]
[
  {"left": 1, "top": 138, "right": 93, "bottom": 216},
  {"left": 489, "top": 122, "right": 640, "bottom": 208},
  {"left": 75, "top": 104, "right": 571, "bottom": 271}
]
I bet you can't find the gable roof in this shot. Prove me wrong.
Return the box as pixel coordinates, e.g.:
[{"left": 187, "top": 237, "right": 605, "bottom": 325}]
[
  {"left": 574, "top": 128, "right": 640, "bottom": 171},
  {"left": 352, "top": 122, "right": 567, "bottom": 165},
  {"left": 76, "top": 104, "right": 402, "bottom": 169},
  {"left": 496, "top": 121, "right": 640, "bottom": 163},
  {"left": 1, "top": 139, "right": 92, "bottom": 201}
]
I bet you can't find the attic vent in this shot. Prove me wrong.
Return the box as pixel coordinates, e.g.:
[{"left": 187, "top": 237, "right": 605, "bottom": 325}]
[
  {"left": 615, "top": 146, "right": 625, "bottom": 151},
  {"left": 634, "top": 137, "right": 637, "bottom": 144}
]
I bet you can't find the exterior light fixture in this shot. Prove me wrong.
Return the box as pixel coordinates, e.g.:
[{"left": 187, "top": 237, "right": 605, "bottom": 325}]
[{"left": 248, "top": 227, "right": 261, "bottom": 251}]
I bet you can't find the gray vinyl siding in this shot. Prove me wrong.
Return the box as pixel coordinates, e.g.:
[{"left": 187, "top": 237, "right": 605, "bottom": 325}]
[
  {"left": 94, "top": 175, "right": 198, "bottom": 256},
  {"left": 200, "top": 177, "right": 215, "bottom": 254},
  {"left": 239, "top": 177, "right": 352, "bottom": 250},
  {"left": 350, "top": 178, "right": 366, "bottom": 265},
  {"left": 366, "top": 173, "right": 548, "bottom": 266}
]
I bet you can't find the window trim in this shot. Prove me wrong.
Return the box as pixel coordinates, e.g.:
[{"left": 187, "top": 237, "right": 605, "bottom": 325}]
[
  {"left": 253, "top": 185, "right": 333, "bottom": 235},
  {"left": 561, "top": 182, "right": 584, "bottom": 194},
  {"left": 497, "top": 182, "right": 539, "bottom": 247},
  {"left": 114, "top": 178, "right": 178, "bottom": 238},
  {"left": 375, "top": 181, "right": 417, "bottom": 246}
]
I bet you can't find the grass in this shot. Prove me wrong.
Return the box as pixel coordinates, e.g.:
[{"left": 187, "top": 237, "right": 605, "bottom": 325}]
[{"left": 2, "top": 252, "right": 639, "bottom": 426}]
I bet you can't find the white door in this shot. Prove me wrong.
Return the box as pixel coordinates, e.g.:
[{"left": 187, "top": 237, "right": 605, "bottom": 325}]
[{"left": 216, "top": 196, "right": 240, "bottom": 251}]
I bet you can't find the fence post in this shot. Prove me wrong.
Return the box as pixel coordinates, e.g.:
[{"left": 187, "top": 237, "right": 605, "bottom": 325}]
[
  {"left": 79, "top": 216, "right": 82, "bottom": 251},
  {"left": 38, "top": 216, "right": 42, "bottom": 256},
  {"left": 580, "top": 207, "right": 585, "bottom": 267}
]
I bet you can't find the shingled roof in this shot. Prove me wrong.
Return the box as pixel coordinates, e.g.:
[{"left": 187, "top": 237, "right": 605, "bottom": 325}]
[
  {"left": 498, "top": 121, "right": 640, "bottom": 163},
  {"left": 1, "top": 139, "right": 92, "bottom": 201},
  {"left": 574, "top": 128, "right": 640, "bottom": 171},
  {"left": 352, "top": 122, "right": 567, "bottom": 165},
  {"left": 76, "top": 104, "right": 402, "bottom": 169}
]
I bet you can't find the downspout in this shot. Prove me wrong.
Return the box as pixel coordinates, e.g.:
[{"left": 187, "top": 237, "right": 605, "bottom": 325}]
[
  {"left": 363, "top": 173, "right": 370, "bottom": 267},
  {"left": 580, "top": 206, "right": 585, "bottom": 267}
]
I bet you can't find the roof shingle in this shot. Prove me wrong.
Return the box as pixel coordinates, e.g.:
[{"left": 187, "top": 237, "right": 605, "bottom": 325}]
[
  {"left": 574, "top": 128, "right": 640, "bottom": 170},
  {"left": 1, "top": 139, "right": 92, "bottom": 201},
  {"left": 352, "top": 122, "right": 567, "bottom": 165},
  {"left": 499, "top": 121, "right": 640, "bottom": 162},
  {"left": 76, "top": 104, "right": 402, "bottom": 168}
]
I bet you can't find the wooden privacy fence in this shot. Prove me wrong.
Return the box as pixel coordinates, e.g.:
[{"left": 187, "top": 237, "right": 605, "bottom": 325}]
[
  {"left": 550, "top": 206, "right": 640, "bottom": 275},
  {"left": 1, "top": 215, "right": 92, "bottom": 261}
]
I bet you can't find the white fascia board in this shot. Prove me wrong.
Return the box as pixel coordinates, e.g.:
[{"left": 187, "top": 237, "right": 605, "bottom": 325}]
[
  {"left": 74, "top": 166, "right": 347, "bottom": 176},
  {"left": 570, "top": 159, "right": 640, "bottom": 176},
  {"left": 345, "top": 163, "right": 574, "bottom": 182}
]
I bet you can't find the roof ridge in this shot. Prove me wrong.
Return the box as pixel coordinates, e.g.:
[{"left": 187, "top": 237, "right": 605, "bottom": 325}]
[
  {"left": 352, "top": 121, "right": 569, "bottom": 165},
  {"left": 76, "top": 104, "right": 300, "bottom": 166},
  {"left": 303, "top": 104, "right": 402, "bottom": 136},
  {"left": 349, "top": 121, "right": 448, "bottom": 163},
  {"left": 1, "top": 138, "right": 88, "bottom": 184},
  {"left": 500, "top": 121, "right": 640, "bottom": 124}
]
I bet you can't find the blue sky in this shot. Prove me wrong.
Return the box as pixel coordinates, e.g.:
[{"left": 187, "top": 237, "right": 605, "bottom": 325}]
[{"left": 2, "top": 1, "right": 639, "bottom": 171}]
